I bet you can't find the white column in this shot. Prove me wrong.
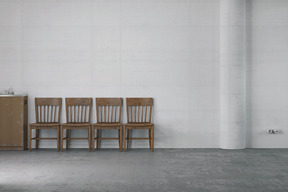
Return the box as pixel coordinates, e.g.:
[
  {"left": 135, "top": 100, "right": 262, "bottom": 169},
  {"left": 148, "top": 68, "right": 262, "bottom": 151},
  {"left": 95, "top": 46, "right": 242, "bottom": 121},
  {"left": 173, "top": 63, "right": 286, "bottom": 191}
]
[{"left": 220, "top": 0, "right": 246, "bottom": 149}]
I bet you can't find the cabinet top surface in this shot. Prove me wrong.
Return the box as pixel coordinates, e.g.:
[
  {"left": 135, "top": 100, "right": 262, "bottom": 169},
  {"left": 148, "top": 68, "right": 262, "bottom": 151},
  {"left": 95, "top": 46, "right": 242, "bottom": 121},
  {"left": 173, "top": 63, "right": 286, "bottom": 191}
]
[{"left": 0, "top": 94, "right": 28, "bottom": 97}]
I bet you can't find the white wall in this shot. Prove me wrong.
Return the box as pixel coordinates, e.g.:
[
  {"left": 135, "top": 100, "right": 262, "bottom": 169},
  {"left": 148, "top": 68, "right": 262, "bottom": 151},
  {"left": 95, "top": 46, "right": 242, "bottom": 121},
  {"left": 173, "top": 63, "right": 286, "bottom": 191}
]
[
  {"left": 246, "top": 0, "right": 288, "bottom": 148},
  {"left": 0, "top": 0, "right": 287, "bottom": 148},
  {"left": 0, "top": 0, "right": 220, "bottom": 148}
]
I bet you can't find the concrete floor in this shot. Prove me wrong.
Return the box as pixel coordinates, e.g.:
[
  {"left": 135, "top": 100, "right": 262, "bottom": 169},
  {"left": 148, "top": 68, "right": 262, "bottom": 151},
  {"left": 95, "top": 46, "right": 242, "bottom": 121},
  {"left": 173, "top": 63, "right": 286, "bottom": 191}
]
[{"left": 1, "top": 149, "right": 288, "bottom": 192}]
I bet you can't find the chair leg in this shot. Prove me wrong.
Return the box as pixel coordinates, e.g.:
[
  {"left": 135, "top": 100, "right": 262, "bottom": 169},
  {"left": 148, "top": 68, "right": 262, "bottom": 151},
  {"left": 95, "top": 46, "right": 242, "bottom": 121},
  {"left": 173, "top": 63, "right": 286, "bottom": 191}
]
[
  {"left": 29, "top": 126, "right": 32, "bottom": 152},
  {"left": 88, "top": 126, "right": 91, "bottom": 152},
  {"left": 120, "top": 126, "right": 123, "bottom": 152},
  {"left": 61, "top": 126, "right": 63, "bottom": 152},
  {"left": 36, "top": 129, "right": 39, "bottom": 149},
  {"left": 118, "top": 129, "right": 120, "bottom": 148},
  {"left": 151, "top": 126, "right": 154, "bottom": 152},
  {"left": 119, "top": 127, "right": 122, "bottom": 152},
  {"left": 123, "top": 125, "right": 126, "bottom": 152},
  {"left": 57, "top": 126, "right": 60, "bottom": 152},
  {"left": 149, "top": 129, "right": 152, "bottom": 149},
  {"left": 92, "top": 127, "right": 95, "bottom": 152},
  {"left": 96, "top": 129, "right": 100, "bottom": 149},
  {"left": 126, "top": 128, "right": 130, "bottom": 149},
  {"left": 66, "top": 129, "right": 69, "bottom": 150}
]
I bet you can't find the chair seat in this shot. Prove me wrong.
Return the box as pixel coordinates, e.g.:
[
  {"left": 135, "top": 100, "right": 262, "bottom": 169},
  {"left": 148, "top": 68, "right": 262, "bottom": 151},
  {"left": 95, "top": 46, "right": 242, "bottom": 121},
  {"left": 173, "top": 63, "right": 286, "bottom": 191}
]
[
  {"left": 30, "top": 123, "right": 60, "bottom": 127},
  {"left": 124, "top": 123, "right": 154, "bottom": 127},
  {"left": 61, "top": 123, "right": 91, "bottom": 127},
  {"left": 93, "top": 123, "right": 122, "bottom": 127}
]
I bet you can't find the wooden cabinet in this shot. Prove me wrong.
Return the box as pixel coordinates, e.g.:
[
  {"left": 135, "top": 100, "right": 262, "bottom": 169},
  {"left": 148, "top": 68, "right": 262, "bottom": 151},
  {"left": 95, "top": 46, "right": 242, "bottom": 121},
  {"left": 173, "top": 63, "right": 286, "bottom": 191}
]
[{"left": 0, "top": 95, "right": 28, "bottom": 150}]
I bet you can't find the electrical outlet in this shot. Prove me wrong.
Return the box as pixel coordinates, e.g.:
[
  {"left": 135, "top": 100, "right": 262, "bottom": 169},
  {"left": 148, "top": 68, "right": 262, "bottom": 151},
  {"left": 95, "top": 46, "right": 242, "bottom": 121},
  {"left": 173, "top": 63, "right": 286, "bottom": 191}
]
[
  {"left": 267, "top": 129, "right": 280, "bottom": 134},
  {"left": 274, "top": 130, "right": 280, "bottom": 134}
]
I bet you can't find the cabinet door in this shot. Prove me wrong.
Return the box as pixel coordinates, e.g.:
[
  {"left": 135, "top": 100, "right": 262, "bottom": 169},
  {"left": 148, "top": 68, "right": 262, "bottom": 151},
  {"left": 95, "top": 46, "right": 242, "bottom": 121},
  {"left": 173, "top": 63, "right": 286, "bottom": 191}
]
[{"left": 0, "top": 97, "right": 24, "bottom": 147}]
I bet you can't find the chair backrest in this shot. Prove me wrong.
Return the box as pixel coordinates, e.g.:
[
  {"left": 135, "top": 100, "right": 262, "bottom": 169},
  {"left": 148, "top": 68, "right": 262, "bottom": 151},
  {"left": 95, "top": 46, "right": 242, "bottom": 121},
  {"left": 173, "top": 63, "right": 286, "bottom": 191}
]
[
  {"left": 35, "top": 98, "right": 62, "bottom": 123},
  {"left": 126, "top": 98, "right": 153, "bottom": 123},
  {"left": 96, "top": 98, "right": 122, "bottom": 123},
  {"left": 65, "top": 98, "right": 92, "bottom": 123}
]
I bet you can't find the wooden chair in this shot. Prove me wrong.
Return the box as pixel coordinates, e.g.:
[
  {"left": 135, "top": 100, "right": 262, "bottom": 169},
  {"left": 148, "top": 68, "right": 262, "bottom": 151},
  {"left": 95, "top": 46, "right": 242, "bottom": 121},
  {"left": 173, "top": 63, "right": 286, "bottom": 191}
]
[
  {"left": 123, "top": 98, "right": 154, "bottom": 152},
  {"left": 29, "top": 98, "right": 62, "bottom": 152},
  {"left": 92, "top": 98, "right": 123, "bottom": 152},
  {"left": 61, "top": 98, "right": 92, "bottom": 151}
]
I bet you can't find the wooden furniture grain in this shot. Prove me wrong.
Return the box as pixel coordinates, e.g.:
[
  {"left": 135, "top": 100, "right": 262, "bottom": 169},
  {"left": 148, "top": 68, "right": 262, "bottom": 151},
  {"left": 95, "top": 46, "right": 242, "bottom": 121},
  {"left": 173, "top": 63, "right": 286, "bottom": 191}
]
[
  {"left": 92, "top": 98, "right": 123, "bottom": 152},
  {"left": 123, "top": 98, "right": 154, "bottom": 152},
  {"left": 29, "top": 98, "right": 62, "bottom": 152},
  {"left": 0, "top": 95, "right": 28, "bottom": 150},
  {"left": 61, "top": 98, "right": 92, "bottom": 151}
]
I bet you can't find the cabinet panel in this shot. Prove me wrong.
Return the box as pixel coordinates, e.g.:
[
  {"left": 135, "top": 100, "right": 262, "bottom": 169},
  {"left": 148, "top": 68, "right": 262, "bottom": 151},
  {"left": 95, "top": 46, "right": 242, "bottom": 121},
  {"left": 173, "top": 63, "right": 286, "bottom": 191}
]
[{"left": 0, "top": 96, "right": 28, "bottom": 150}]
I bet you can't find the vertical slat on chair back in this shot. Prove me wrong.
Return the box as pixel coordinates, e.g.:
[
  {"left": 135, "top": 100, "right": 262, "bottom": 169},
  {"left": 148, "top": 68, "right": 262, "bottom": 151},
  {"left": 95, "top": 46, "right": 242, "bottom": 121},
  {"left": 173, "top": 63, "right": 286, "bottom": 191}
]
[
  {"left": 35, "top": 98, "right": 62, "bottom": 123},
  {"left": 126, "top": 98, "right": 153, "bottom": 123},
  {"left": 65, "top": 98, "right": 92, "bottom": 123},
  {"left": 96, "top": 98, "right": 122, "bottom": 123}
]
